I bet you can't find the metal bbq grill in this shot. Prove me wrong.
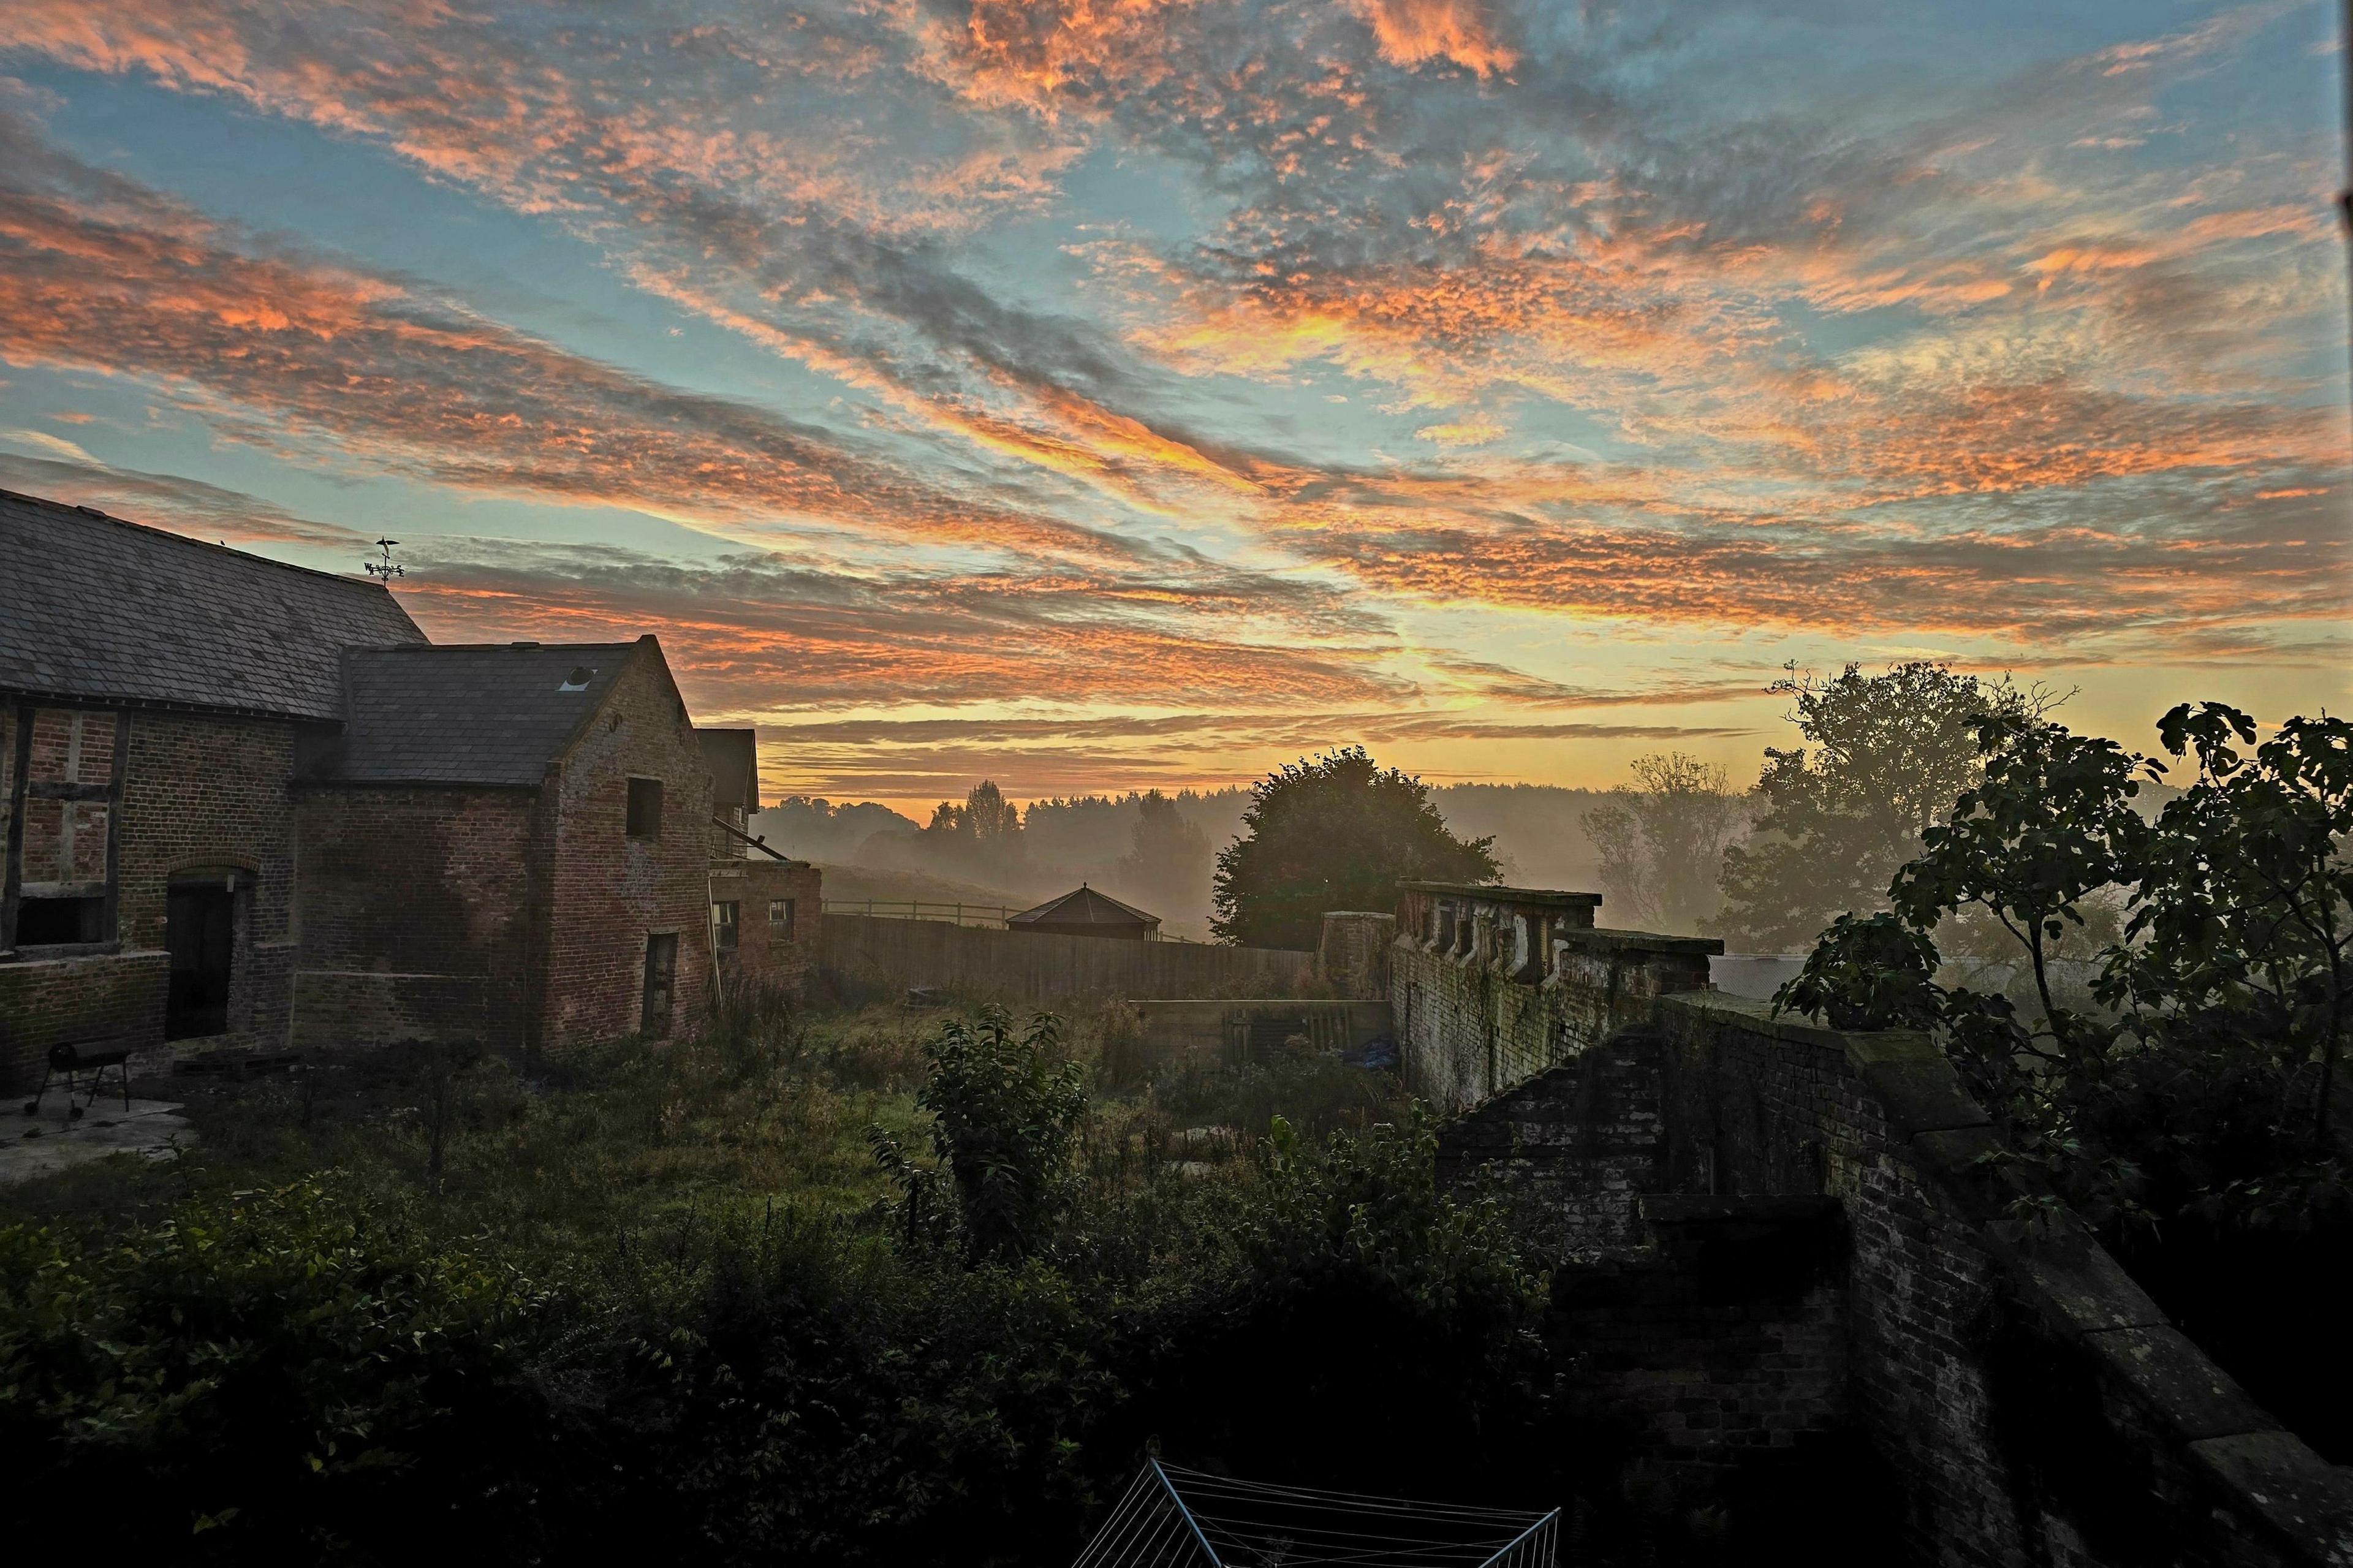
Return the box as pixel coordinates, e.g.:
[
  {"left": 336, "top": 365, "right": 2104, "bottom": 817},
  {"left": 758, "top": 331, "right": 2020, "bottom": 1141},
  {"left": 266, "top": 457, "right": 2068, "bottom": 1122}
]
[{"left": 23, "top": 1036, "right": 135, "bottom": 1124}]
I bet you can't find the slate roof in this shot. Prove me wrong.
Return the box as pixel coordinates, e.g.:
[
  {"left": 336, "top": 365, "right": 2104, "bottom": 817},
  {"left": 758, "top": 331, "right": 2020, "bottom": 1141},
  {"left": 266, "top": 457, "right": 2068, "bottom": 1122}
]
[
  {"left": 1007, "top": 884, "right": 1161, "bottom": 932},
  {"left": 0, "top": 488, "right": 425, "bottom": 721},
  {"left": 320, "top": 641, "right": 642, "bottom": 787},
  {"left": 697, "top": 729, "right": 759, "bottom": 811}
]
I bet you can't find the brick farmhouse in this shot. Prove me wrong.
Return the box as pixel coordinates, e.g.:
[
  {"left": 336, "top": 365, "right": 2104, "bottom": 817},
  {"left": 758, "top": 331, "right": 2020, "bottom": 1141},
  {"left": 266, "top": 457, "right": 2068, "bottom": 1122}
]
[{"left": 0, "top": 488, "right": 817, "bottom": 1090}]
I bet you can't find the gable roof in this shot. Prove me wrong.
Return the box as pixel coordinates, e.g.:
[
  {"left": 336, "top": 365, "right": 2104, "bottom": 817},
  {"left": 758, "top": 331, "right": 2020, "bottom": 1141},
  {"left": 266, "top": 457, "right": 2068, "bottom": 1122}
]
[
  {"left": 697, "top": 729, "right": 759, "bottom": 811},
  {"left": 317, "top": 641, "right": 641, "bottom": 787},
  {"left": 1007, "top": 884, "right": 1161, "bottom": 931},
  {"left": 0, "top": 488, "right": 425, "bottom": 721}
]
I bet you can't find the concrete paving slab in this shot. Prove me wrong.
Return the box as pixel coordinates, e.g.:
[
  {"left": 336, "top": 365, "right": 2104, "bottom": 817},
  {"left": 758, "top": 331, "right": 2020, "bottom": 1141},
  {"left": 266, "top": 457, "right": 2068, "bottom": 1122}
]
[{"left": 1, "top": 1096, "right": 194, "bottom": 1186}]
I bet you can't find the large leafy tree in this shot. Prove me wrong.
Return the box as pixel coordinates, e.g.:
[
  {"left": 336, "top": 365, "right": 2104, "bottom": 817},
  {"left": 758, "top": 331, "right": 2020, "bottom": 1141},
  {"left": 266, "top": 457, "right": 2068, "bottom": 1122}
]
[
  {"left": 1782, "top": 702, "right": 2353, "bottom": 1229},
  {"left": 1581, "top": 752, "right": 1745, "bottom": 934},
  {"left": 1211, "top": 747, "right": 1498, "bottom": 949},
  {"left": 1715, "top": 662, "right": 2050, "bottom": 951}
]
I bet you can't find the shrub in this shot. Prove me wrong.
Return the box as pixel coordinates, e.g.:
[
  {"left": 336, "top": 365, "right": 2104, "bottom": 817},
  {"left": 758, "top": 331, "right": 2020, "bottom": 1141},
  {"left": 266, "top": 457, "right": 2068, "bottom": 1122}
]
[{"left": 0, "top": 1178, "right": 566, "bottom": 1563}]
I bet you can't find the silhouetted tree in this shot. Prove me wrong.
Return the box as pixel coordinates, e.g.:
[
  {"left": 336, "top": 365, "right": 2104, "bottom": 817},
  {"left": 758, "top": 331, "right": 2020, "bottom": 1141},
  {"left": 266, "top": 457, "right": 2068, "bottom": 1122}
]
[
  {"left": 1211, "top": 748, "right": 1498, "bottom": 949},
  {"left": 1581, "top": 752, "right": 1743, "bottom": 933},
  {"left": 1715, "top": 662, "right": 2053, "bottom": 951},
  {"left": 926, "top": 780, "right": 1021, "bottom": 843}
]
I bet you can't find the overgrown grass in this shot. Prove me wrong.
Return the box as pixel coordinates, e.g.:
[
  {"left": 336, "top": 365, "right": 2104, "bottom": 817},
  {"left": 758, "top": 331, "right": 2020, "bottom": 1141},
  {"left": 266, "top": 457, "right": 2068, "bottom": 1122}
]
[
  {"left": 2, "top": 993, "right": 944, "bottom": 1251},
  {"left": 0, "top": 991, "right": 1825, "bottom": 1566}
]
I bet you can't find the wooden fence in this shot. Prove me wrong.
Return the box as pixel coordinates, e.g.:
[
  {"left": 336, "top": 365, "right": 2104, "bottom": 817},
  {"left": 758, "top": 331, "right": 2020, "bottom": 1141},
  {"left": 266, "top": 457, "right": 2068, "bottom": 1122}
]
[{"left": 818, "top": 912, "right": 1317, "bottom": 1002}]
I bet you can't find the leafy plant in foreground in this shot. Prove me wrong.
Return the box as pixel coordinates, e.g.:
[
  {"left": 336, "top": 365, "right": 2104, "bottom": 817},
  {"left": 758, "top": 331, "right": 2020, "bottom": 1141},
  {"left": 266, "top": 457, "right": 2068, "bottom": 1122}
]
[{"left": 873, "top": 1007, "right": 1087, "bottom": 1263}]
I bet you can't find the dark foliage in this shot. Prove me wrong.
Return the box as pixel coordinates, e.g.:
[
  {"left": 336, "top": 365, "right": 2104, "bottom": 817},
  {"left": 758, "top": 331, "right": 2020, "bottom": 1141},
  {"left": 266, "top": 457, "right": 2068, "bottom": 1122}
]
[
  {"left": 0, "top": 1181, "right": 565, "bottom": 1564},
  {"left": 1774, "top": 912, "right": 1942, "bottom": 1031},
  {"left": 1212, "top": 746, "right": 1499, "bottom": 949},
  {"left": 871, "top": 1007, "right": 1086, "bottom": 1262},
  {"left": 1784, "top": 702, "right": 2353, "bottom": 1456}
]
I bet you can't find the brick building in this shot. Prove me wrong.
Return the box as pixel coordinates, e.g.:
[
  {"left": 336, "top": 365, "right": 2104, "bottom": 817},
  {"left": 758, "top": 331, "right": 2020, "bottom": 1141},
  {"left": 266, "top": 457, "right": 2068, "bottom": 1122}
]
[
  {"left": 697, "top": 727, "right": 822, "bottom": 998},
  {"left": 0, "top": 490, "right": 425, "bottom": 1089},
  {"left": 292, "top": 638, "right": 717, "bottom": 1050},
  {"left": 0, "top": 488, "right": 816, "bottom": 1089}
]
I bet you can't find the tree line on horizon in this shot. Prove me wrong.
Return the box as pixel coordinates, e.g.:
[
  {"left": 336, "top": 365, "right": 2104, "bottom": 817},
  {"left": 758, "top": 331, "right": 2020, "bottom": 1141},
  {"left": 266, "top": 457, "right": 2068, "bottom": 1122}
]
[{"left": 754, "top": 662, "right": 2135, "bottom": 952}]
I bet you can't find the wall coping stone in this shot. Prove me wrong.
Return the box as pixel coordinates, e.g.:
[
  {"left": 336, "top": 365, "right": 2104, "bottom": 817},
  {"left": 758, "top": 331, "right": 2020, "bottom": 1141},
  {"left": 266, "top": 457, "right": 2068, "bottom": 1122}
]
[
  {"left": 1654, "top": 989, "right": 1851, "bottom": 1048},
  {"left": 1131, "top": 998, "right": 1385, "bottom": 1009},
  {"left": 1983, "top": 1218, "right": 2171, "bottom": 1336},
  {"left": 1400, "top": 881, "right": 1602, "bottom": 909},
  {"left": 1563, "top": 927, "right": 1726, "bottom": 957},
  {"left": 2080, "top": 1326, "right": 2276, "bottom": 1444},
  {"left": 1660, "top": 992, "right": 1985, "bottom": 1134},
  {"left": 2186, "top": 1433, "right": 2353, "bottom": 1559}
]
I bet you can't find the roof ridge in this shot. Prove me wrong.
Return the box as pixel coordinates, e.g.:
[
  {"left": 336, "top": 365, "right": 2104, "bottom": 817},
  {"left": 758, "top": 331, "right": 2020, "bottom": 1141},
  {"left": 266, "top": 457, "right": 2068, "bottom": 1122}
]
[
  {"left": 353, "top": 640, "right": 640, "bottom": 654},
  {"left": 0, "top": 486, "right": 403, "bottom": 599}
]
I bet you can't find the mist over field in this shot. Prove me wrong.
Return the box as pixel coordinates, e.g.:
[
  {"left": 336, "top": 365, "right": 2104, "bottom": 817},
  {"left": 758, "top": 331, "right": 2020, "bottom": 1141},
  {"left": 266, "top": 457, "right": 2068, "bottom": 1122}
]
[{"left": 754, "top": 782, "right": 1615, "bottom": 938}]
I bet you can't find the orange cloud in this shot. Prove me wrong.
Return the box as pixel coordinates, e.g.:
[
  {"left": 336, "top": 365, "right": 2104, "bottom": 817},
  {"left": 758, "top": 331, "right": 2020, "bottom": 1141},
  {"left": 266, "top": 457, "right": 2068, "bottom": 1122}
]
[{"left": 1347, "top": 0, "right": 1516, "bottom": 77}]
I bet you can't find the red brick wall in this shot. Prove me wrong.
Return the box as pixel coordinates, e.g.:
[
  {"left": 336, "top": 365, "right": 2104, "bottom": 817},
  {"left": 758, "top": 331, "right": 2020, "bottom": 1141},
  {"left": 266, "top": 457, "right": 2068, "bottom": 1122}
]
[
  {"left": 0, "top": 952, "right": 170, "bottom": 1092},
  {"left": 18, "top": 708, "right": 117, "bottom": 890},
  {"left": 3, "top": 707, "right": 303, "bottom": 1086},
  {"left": 0, "top": 708, "right": 12, "bottom": 871},
  {"left": 542, "top": 646, "right": 714, "bottom": 1047},
  {"left": 291, "top": 786, "right": 540, "bottom": 1048},
  {"left": 711, "top": 859, "right": 820, "bottom": 997},
  {"left": 119, "top": 711, "right": 303, "bottom": 1047}
]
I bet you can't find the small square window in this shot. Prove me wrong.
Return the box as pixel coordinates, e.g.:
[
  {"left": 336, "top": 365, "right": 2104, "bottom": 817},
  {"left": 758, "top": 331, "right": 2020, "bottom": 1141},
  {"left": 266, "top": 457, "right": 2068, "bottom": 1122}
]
[
  {"left": 711, "top": 900, "right": 740, "bottom": 952},
  {"left": 768, "top": 898, "right": 795, "bottom": 937},
  {"left": 626, "top": 777, "right": 663, "bottom": 839}
]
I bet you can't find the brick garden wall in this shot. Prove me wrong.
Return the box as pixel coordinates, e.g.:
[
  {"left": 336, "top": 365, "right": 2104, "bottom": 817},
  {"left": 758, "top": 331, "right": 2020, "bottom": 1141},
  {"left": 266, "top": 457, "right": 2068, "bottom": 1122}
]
[
  {"left": 1432, "top": 1029, "right": 1667, "bottom": 1250},
  {"left": 1553, "top": 1195, "right": 1849, "bottom": 1474},
  {"left": 1390, "top": 901, "right": 1715, "bottom": 1115},
  {"left": 291, "top": 786, "right": 540, "bottom": 1048},
  {"left": 1400, "top": 936, "right": 2353, "bottom": 1568},
  {"left": 819, "top": 912, "right": 1318, "bottom": 1003},
  {"left": 1646, "top": 996, "right": 2029, "bottom": 1565},
  {"left": 542, "top": 649, "right": 713, "bottom": 1047},
  {"left": 0, "top": 951, "right": 169, "bottom": 1093}
]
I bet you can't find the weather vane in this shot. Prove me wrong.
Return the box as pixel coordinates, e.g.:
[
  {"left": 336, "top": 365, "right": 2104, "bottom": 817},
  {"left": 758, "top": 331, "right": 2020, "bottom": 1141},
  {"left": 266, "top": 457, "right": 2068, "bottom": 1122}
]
[{"left": 363, "top": 538, "right": 404, "bottom": 580}]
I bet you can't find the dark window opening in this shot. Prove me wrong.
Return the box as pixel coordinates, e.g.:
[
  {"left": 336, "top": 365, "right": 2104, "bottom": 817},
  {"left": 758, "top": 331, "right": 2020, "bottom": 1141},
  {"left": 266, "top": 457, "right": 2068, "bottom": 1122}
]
[
  {"left": 166, "top": 882, "right": 236, "bottom": 1039},
  {"left": 711, "top": 900, "right": 740, "bottom": 953},
  {"left": 641, "top": 932, "right": 678, "bottom": 1037},
  {"left": 768, "top": 898, "right": 795, "bottom": 938},
  {"left": 17, "top": 895, "right": 105, "bottom": 946},
  {"left": 626, "top": 777, "right": 663, "bottom": 839}
]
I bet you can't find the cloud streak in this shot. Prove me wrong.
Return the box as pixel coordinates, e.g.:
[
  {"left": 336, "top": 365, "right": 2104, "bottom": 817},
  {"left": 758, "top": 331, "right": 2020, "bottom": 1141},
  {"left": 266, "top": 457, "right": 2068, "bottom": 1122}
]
[{"left": 0, "top": 0, "right": 2343, "bottom": 798}]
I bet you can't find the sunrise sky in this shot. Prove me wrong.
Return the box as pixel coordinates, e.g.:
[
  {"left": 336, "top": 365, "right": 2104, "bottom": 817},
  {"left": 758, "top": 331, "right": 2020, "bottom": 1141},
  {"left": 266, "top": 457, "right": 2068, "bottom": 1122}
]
[{"left": 1, "top": 0, "right": 2347, "bottom": 814}]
